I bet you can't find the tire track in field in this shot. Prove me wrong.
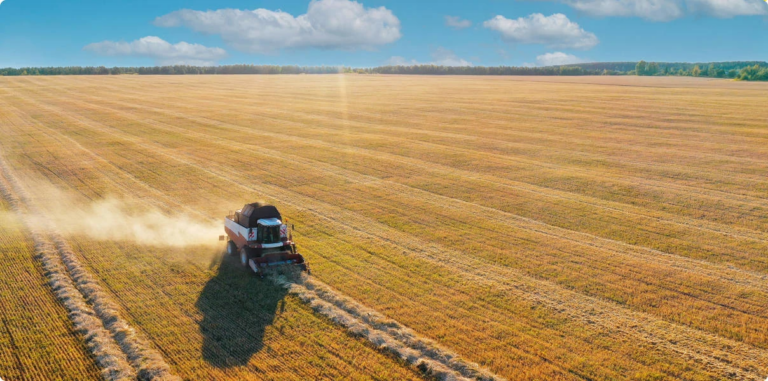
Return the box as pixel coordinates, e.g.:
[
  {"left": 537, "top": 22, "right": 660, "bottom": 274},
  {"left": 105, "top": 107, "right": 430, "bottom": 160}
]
[
  {"left": 16, "top": 92, "right": 768, "bottom": 380},
  {"left": 0, "top": 155, "right": 180, "bottom": 381}
]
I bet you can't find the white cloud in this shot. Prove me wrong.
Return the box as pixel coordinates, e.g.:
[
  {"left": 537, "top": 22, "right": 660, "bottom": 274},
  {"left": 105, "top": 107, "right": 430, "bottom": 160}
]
[
  {"left": 0, "top": 0, "right": 5, "bottom": 6},
  {"left": 561, "top": 0, "right": 683, "bottom": 21},
  {"left": 483, "top": 13, "right": 598, "bottom": 50},
  {"left": 155, "top": 0, "right": 401, "bottom": 54},
  {"left": 385, "top": 47, "right": 473, "bottom": 67},
  {"left": 445, "top": 15, "right": 472, "bottom": 29},
  {"left": 83, "top": 36, "right": 227, "bottom": 66},
  {"left": 547, "top": 0, "right": 766, "bottom": 21},
  {"left": 686, "top": 0, "right": 767, "bottom": 17},
  {"left": 536, "top": 52, "right": 586, "bottom": 66}
]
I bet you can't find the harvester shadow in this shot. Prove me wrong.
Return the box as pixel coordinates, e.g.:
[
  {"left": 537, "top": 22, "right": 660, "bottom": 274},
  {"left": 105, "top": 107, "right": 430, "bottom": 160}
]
[{"left": 196, "top": 254, "right": 288, "bottom": 369}]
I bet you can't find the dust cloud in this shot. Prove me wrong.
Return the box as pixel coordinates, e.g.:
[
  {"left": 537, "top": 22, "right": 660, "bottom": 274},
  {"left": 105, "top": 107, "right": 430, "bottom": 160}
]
[
  {"left": 46, "top": 198, "right": 223, "bottom": 247},
  {"left": 37, "top": 197, "right": 222, "bottom": 247}
]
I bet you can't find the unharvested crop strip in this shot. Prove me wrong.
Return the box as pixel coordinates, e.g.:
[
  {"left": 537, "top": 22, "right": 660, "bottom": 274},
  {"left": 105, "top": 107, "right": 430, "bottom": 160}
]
[{"left": 0, "top": 155, "right": 179, "bottom": 381}]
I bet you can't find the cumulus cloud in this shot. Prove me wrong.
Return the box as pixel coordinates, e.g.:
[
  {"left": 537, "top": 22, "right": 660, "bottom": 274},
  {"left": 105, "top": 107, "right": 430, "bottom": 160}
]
[
  {"left": 546, "top": 0, "right": 766, "bottom": 21},
  {"left": 154, "top": 0, "right": 401, "bottom": 54},
  {"left": 483, "top": 13, "right": 598, "bottom": 50},
  {"left": 84, "top": 36, "right": 226, "bottom": 66},
  {"left": 445, "top": 16, "right": 472, "bottom": 29},
  {"left": 536, "top": 51, "right": 586, "bottom": 66},
  {"left": 385, "top": 47, "right": 473, "bottom": 67}
]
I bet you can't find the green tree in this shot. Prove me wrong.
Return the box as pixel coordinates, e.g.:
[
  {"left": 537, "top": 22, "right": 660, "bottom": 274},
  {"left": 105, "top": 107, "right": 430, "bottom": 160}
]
[
  {"left": 647, "top": 62, "right": 659, "bottom": 76},
  {"left": 635, "top": 60, "right": 648, "bottom": 76},
  {"left": 707, "top": 64, "right": 716, "bottom": 77},
  {"left": 692, "top": 65, "right": 701, "bottom": 77}
]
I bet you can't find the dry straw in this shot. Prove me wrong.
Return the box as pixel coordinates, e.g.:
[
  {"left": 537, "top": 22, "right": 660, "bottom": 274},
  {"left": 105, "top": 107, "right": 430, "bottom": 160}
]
[
  {"left": 0, "top": 156, "right": 179, "bottom": 381},
  {"left": 272, "top": 272, "right": 506, "bottom": 381}
]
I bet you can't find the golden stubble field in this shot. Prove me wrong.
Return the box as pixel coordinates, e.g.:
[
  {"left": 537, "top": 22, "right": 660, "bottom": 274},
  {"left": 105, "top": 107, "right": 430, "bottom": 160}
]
[{"left": 0, "top": 74, "right": 767, "bottom": 380}]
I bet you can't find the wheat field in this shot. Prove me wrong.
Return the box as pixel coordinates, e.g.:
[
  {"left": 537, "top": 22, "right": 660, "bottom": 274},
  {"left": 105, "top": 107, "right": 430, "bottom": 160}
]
[{"left": 0, "top": 74, "right": 767, "bottom": 380}]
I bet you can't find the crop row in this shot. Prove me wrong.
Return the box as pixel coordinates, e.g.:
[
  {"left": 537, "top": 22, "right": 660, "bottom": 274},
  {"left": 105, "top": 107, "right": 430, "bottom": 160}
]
[
  {"left": 2, "top": 75, "right": 768, "bottom": 380},
  {"left": 11, "top": 78, "right": 768, "bottom": 349}
]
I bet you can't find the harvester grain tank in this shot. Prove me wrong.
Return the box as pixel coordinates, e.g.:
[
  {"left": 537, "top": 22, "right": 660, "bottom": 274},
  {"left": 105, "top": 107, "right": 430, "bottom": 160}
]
[{"left": 222, "top": 203, "right": 309, "bottom": 276}]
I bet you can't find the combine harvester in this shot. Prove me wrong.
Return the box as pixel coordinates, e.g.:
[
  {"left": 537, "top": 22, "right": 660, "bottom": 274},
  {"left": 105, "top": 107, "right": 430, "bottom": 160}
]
[{"left": 222, "top": 203, "right": 309, "bottom": 276}]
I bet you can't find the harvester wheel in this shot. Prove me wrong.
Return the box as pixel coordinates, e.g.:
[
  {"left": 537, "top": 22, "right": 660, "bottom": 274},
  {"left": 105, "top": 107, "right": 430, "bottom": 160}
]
[
  {"left": 226, "top": 241, "right": 237, "bottom": 256},
  {"left": 239, "top": 248, "right": 253, "bottom": 268}
]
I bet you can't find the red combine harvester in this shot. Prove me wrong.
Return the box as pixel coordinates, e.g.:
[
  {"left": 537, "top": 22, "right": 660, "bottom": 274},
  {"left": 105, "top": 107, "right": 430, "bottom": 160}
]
[{"left": 222, "top": 203, "right": 309, "bottom": 276}]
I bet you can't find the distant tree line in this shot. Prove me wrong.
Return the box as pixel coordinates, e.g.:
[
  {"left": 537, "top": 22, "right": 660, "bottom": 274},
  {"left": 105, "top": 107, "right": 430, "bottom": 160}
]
[
  {"left": 0, "top": 65, "right": 345, "bottom": 76},
  {"left": 630, "top": 60, "right": 768, "bottom": 80},
  {"left": 360, "top": 65, "right": 590, "bottom": 76},
  {"left": 2, "top": 61, "right": 768, "bottom": 81}
]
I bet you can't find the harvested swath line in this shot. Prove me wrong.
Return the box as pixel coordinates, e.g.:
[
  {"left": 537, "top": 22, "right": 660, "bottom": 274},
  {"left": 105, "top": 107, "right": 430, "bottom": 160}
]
[
  {"left": 49, "top": 235, "right": 180, "bottom": 381},
  {"left": 0, "top": 163, "right": 135, "bottom": 381},
  {"left": 269, "top": 273, "right": 495, "bottom": 381},
  {"left": 298, "top": 276, "right": 505, "bottom": 381},
  {"left": 0, "top": 156, "right": 180, "bottom": 381}
]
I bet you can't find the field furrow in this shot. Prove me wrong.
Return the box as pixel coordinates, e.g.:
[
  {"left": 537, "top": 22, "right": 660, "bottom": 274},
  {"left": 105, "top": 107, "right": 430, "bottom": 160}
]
[{"left": 1, "top": 75, "right": 766, "bottom": 380}]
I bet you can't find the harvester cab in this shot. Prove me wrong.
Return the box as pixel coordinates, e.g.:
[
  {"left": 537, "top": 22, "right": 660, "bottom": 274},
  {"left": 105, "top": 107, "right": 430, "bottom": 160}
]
[{"left": 223, "top": 203, "right": 309, "bottom": 276}]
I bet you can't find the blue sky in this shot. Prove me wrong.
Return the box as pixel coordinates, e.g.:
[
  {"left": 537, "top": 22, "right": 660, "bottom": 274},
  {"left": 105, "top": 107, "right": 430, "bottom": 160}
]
[{"left": 1, "top": 0, "right": 767, "bottom": 68}]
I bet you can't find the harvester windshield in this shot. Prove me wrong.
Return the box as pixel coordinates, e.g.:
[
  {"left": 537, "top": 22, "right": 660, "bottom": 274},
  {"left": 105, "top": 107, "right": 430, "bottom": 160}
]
[{"left": 260, "top": 225, "right": 281, "bottom": 244}]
